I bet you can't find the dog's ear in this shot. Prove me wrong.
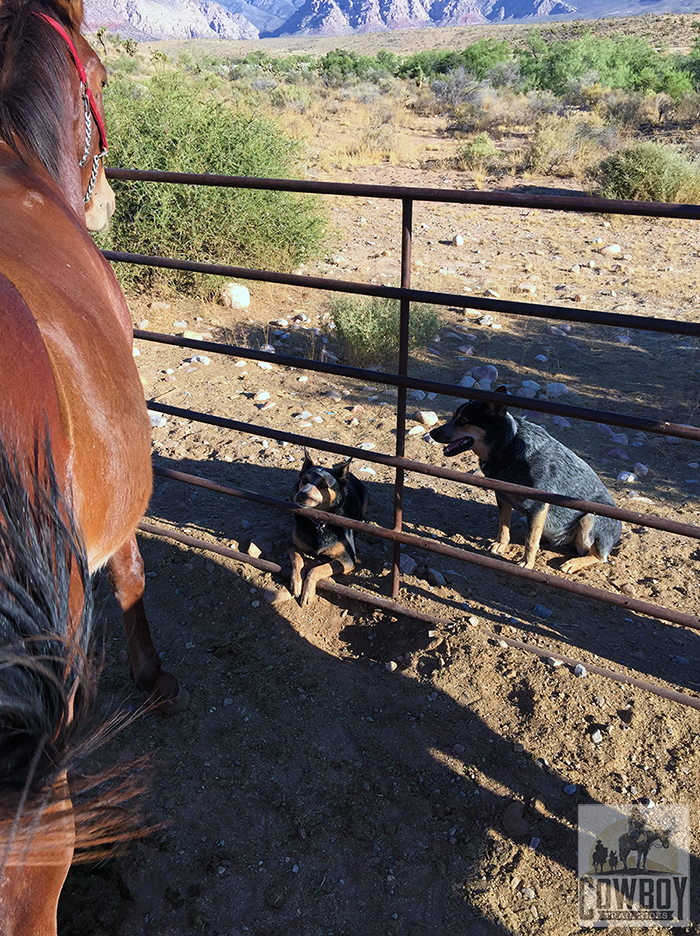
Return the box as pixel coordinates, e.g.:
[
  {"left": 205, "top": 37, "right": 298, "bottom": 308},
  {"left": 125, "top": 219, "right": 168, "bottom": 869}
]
[
  {"left": 301, "top": 449, "right": 314, "bottom": 472},
  {"left": 485, "top": 386, "right": 508, "bottom": 419},
  {"left": 332, "top": 458, "right": 352, "bottom": 486}
]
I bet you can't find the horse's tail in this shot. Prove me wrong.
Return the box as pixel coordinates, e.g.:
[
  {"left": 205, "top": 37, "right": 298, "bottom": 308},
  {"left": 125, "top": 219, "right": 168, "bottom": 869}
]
[{"left": 0, "top": 431, "right": 149, "bottom": 865}]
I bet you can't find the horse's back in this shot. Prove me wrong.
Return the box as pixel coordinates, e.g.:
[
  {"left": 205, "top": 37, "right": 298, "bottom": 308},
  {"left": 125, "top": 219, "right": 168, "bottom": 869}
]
[{"left": 0, "top": 153, "right": 152, "bottom": 568}]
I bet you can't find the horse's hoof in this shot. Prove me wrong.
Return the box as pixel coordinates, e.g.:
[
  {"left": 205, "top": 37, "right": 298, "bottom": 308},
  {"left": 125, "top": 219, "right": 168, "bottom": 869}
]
[{"left": 154, "top": 685, "right": 190, "bottom": 715}]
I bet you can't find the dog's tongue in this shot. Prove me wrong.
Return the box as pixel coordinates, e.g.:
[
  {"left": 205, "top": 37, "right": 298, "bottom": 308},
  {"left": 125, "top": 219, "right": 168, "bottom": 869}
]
[{"left": 445, "top": 437, "right": 472, "bottom": 456}]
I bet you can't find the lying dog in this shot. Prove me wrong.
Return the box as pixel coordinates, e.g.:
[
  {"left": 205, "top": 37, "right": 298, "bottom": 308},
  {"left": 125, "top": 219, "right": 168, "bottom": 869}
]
[
  {"left": 289, "top": 452, "right": 369, "bottom": 605},
  {"left": 430, "top": 390, "right": 621, "bottom": 572}
]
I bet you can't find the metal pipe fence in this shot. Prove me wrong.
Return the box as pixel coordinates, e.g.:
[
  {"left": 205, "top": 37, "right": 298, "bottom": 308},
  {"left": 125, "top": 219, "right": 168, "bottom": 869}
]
[{"left": 106, "top": 167, "right": 700, "bottom": 642}]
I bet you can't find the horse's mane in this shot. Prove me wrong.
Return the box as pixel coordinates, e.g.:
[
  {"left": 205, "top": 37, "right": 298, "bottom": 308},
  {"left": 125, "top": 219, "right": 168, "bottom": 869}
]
[
  {"left": 0, "top": 0, "right": 78, "bottom": 182},
  {"left": 0, "top": 432, "right": 151, "bottom": 865}
]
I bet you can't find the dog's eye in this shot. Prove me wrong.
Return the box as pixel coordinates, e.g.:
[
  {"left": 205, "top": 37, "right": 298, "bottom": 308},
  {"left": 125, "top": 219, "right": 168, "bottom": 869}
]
[{"left": 316, "top": 480, "right": 327, "bottom": 489}]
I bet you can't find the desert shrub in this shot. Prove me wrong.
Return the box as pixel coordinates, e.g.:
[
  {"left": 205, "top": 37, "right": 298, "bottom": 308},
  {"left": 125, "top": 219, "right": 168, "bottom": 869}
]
[
  {"left": 457, "top": 133, "right": 501, "bottom": 171},
  {"left": 527, "top": 112, "right": 612, "bottom": 176},
  {"left": 591, "top": 142, "right": 700, "bottom": 202},
  {"left": 328, "top": 297, "right": 440, "bottom": 366},
  {"left": 594, "top": 89, "right": 673, "bottom": 127},
  {"left": 97, "top": 71, "right": 325, "bottom": 294}
]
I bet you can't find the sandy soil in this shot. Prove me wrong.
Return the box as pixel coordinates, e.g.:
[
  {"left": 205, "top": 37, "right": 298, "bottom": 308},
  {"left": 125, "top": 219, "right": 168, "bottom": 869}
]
[{"left": 57, "top": 160, "right": 700, "bottom": 935}]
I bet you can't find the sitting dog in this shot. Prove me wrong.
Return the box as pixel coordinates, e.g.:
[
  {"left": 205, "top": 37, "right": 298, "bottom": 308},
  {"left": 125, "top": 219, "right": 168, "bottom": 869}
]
[
  {"left": 430, "top": 389, "right": 621, "bottom": 572},
  {"left": 289, "top": 451, "right": 369, "bottom": 605}
]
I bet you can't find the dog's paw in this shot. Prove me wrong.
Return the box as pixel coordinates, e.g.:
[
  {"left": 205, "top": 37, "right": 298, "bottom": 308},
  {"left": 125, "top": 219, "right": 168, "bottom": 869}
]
[
  {"left": 518, "top": 557, "right": 536, "bottom": 569},
  {"left": 490, "top": 541, "right": 508, "bottom": 555},
  {"left": 300, "top": 584, "right": 317, "bottom": 607},
  {"left": 290, "top": 575, "right": 303, "bottom": 599}
]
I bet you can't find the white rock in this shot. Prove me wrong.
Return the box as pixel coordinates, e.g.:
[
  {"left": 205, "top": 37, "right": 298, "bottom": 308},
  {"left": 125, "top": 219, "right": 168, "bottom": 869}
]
[
  {"left": 409, "top": 389, "right": 426, "bottom": 401},
  {"left": 132, "top": 346, "right": 140, "bottom": 357},
  {"left": 414, "top": 410, "right": 439, "bottom": 427},
  {"left": 596, "top": 423, "right": 614, "bottom": 437},
  {"left": 518, "top": 386, "right": 538, "bottom": 399},
  {"left": 274, "top": 318, "right": 289, "bottom": 327},
  {"left": 617, "top": 471, "right": 636, "bottom": 482},
  {"left": 546, "top": 382, "right": 568, "bottom": 398},
  {"left": 400, "top": 554, "right": 418, "bottom": 575},
  {"left": 427, "top": 568, "right": 446, "bottom": 587},
  {"left": 534, "top": 354, "right": 547, "bottom": 363},
  {"left": 326, "top": 390, "right": 343, "bottom": 403},
  {"left": 257, "top": 362, "right": 273, "bottom": 370},
  {"left": 616, "top": 334, "right": 632, "bottom": 345},
  {"left": 459, "top": 375, "right": 476, "bottom": 388},
  {"left": 601, "top": 244, "right": 621, "bottom": 255},
  {"left": 517, "top": 282, "right": 536, "bottom": 295},
  {"left": 452, "top": 234, "right": 464, "bottom": 246},
  {"left": 358, "top": 442, "right": 376, "bottom": 450},
  {"left": 149, "top": 413, "right": 167, "bottom": 428},
  {"left": 408, "top": 425, "right": 425, "bottom": 435},
  {"left": 634, "top": 462, "right": 650, "bottom": 476},
  {"left": 254, "top": 391, "right": 271, "bottom": 402},
  {"left": 608, "top": 448, "right": 629, "bottom": 460},
  {"left": 298, "top": 375, "right": 308, "bottom": 383},
  {"left": 521, "top": 380, "right": 541, "bottom": 390},
  {"left": 552, "top": 416, "right": 571, "bottom": 429},
  {"left": 477, "top": 378, "right": 493, "bottom": 391},
  {"left": 220, "top": 282, "right": 251, "bottom": 310},
  {"left": 610, "top": 433, "right": 628, "bottom": 446},
  {"left": 470, "top": 364, "right": 498, "bottom": 382},
  {"left": 574, "top": 664, "right": 587, "bottom": 678},
  {"left": 134, "top": 319, "right": 149, "bottom": 330}
]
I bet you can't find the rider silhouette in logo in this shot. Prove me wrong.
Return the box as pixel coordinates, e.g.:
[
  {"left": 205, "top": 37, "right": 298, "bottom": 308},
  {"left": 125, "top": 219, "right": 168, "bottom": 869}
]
[{"left": 626, "top": 807, "right": 647, "bottom": 846}]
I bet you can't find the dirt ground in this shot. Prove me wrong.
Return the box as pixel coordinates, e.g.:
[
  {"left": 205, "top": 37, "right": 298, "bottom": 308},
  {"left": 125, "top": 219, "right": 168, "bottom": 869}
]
[{"left": 57, "top": 159, "right": 700, "bottom": 935}]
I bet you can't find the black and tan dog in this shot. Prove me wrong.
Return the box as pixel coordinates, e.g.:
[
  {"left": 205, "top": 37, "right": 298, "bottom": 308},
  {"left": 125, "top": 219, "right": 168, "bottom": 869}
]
[
  {"left": 430, "top": 389, "right": 621, "bottom": 572},
  {"left": 289, "top": 452, "right": 369, "bottom": 605}
]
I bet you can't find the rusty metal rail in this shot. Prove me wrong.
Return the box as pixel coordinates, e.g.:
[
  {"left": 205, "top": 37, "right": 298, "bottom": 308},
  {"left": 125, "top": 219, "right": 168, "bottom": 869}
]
[{"left": 108, "top": 169, "right": 700, "bottom": 686}]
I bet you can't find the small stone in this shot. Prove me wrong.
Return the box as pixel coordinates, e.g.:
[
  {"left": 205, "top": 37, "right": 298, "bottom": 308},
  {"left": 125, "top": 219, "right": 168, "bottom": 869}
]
[
  {"left": 552, "top": 416, "right": 571, "bottom": 429},
  {"left": 517, "top": 282, "right": 537, "bottom": 295},
  {"left": 247, "top": 537, "right": 273, "bottom": 559},
  {"left": 149, "top": 413, "right": 167, "bottom": 428},
  {"left": 257, "top": 362, "right": 273, "bottom": 371},
  {"left": 260, "top": 401, "right": 276, "bottom": 411},
  {"left": 570, "top": 264, "right": 580, "bottom": 273},
  {"left": 477, "top": 314, "right": 493, "bottom": 327},
  {"left": 528, "top": 837, "right": 540, "bottom": 850},
  {"left": 563, "top": 784, "right": 577, "bottom": 795},
  {"left": 327, "top": 390, "right": 343, "bottom": 402},
  {"left": 350, "top": 405, "right": 365, "bottom": 414},
  {"left": 547, "top": 657, "right": 563, "bottom": 667},
  {"left": 150, "top": 301, "right": 171, "bottom": 312},
  {"left": 574, "top": 664, "right": 587, "bottom": 678},
  {"left": 386, "top": 661, "right": 398, "bottom": 672},
  {"left": 173, "top": 320, "right": 188, "bottom": 328},
  {"left": 634, "top": 462, "right": 649, "bottom": 476},
  {"left": 513, "top": 741, "right": 525, "bottom": 753},
  {"left": 220, "top": 282, "right": 251, "bottom": 310},
  {"left": 263, "top": 587, "right": 293, "bottom": 606},
  {"left": 484, "top": 288, "right": 500, "bottom": 298},
  {"left": 601, "top": 243, "right": 621, "bottom": 255},
  {"left": 453, "top": 743, "right": 465, "bottom": 755},
  {"left": 470, "top": 364, "right": 498, "bottom": 382},
  {"left": 132, "top": 346, "right": 141, "bottom": 357},
  {"left": 452, "top": 234, "right": 464, "bottom": 246},
  {"left": 533, "top": 604, "right": 553, "bottom": 619},
  {"left": 596, "top": 423, "right": 614, "bottom": 437},
  {"left": 546, "top": 381, "right": 568, "bottom": 398},
  {"left": 467, "top": 616, "right": 480, "bottom": 626},
  {"left": 620, "top": 583, "right": 636, "bottom": 598},
  {"left": 534, "top": 354, "right": 547, "bottom": 363},
  {"left": 254, "top": 391, "right": 271, "bottom": 402},
  {"left": 459, "top": 375, "right": 476, "bottom": 388},
  {"left": 414, "top": 410, "right": 439, "bottom": 427},
  {"left": 458, "top": 345, "right": 475, "bottom": 356},
  {"left": 671, "top": 655, "right": 690, "bottom": 665},
  {"left": 358, "top": 442, "right": 375, "bottom": 450},
  {"left": 616, "top": 334, "right": 632, "bottom": 345},
  {"left": 400, "top": 555, "right": 418, "bottom": 575},
  {"left": 182, "top": 330, "right": 204, "bottom": 341},
  {"left": 409, "top": 389, "right": 426, "bottom": 401},
  {"left": 611, "top": 433, "right": 628, "bottom": 446},
  {"left": 591, "top": 729, "right": 603, "bottom": 744},
  {"left": 427, "top": 568, "right": 446, "bottom": 587},
  {"left": 408, "top": 425, "right": 425, "bottom": 435},
  {"left": 118, "top": 649, "right": 128, "bottom": 663},
  {"left": 297, "top": 376, "right": 308, "bottom": 383},
  {"left": 608, "top": 448, "right": 630, "bottom": 460},
  {"left": 134, "top": 319, "right": 149, "bottom": 330}
]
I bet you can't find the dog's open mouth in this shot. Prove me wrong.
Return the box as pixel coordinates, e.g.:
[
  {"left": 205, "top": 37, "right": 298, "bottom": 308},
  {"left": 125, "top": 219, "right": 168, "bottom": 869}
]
[{"left": 443, "top": 436, "right": 474, "bottom": 457}]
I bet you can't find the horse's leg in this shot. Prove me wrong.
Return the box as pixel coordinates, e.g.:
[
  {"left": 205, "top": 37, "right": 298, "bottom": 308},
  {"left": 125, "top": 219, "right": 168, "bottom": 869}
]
[{"left": 109, "top": 536, "right": 189, "bottom": 713}]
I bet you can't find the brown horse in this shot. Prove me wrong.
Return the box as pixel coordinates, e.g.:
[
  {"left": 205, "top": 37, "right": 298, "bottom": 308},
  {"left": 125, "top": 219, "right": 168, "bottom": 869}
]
[{"left": 0, "top": 0, "right": 186, "bottom": 931}]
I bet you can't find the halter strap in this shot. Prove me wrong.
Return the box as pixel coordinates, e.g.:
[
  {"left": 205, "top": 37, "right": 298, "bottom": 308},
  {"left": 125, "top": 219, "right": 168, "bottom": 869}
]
[{"left": 33, "top": 11, "right": 108, "bottom": 153}]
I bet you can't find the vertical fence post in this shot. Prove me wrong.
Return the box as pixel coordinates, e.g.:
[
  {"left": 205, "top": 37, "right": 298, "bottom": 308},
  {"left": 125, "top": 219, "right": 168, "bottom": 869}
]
[{"left": 391, "top": 198, "right": 413, "bottom": 599}]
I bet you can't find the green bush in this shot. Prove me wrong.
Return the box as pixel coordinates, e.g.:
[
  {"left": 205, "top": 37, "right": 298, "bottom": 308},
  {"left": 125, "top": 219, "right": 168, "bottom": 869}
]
[
  {"left": 457, "top": 133, "right": 501, "bottom": 171},
  {"left": 97, "top": 70, "right": 326, "bottom": 294},
  {"left": 328, "top": 297, "right": 440, "bottom": 366},
  {"left": 592, "top": 142, "right": 700, "bottom": 202},
  {"left": 527, "top": 112, "right": 612, "bottom": 177}
]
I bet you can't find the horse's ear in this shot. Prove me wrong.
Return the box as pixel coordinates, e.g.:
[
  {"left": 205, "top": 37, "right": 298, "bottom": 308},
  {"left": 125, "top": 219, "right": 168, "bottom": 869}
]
[{"left": 54, "top": 0, "right": 84, "bottom": 29}]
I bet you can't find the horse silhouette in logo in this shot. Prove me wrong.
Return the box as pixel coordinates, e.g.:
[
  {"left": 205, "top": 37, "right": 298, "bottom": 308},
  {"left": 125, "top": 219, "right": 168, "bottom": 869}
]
[
  {"left": 592, "top": 840, "right": 608, "bottom": 873},
  {"left": 618, "top": 809, "right": 671, "bottom": 870},
  {"left": 608, "top": 850, "right": 618, "bottom": 871}
]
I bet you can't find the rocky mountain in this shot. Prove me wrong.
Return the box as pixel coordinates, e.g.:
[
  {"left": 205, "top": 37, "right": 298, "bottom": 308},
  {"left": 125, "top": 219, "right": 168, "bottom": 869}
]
[
  {"left": 83, "top": 0, "right": 698, "bottom": 40},
  {"left": 85, "top": 0, "right": 259, "bottom": 39}
]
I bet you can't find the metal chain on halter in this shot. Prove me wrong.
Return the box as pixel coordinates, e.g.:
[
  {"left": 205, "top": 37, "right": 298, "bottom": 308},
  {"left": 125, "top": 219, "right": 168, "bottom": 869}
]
[
  {"left": 84, "top": 146, "right": 107, "bottom": 204},
  {"left": 78, "top": 90, "right": 92, "bottom": 168}
]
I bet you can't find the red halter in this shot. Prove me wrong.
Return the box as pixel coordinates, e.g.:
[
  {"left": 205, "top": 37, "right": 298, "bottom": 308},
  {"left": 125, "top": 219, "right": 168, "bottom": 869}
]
[{"left": 33, "top": 12, "right": 108, "bottom": 199}]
